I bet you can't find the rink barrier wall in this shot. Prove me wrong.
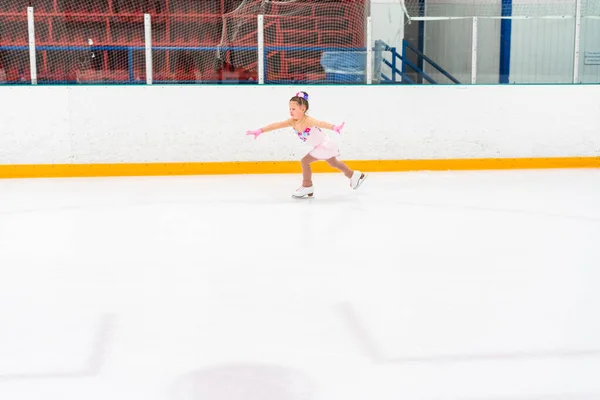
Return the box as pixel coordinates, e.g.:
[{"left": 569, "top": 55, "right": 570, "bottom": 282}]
[
  {"left": 0, "top": 85, "right": 599, "bottom": 179},
  {"left": 1, "top": 157, "right": 600, "bottom": 179}
]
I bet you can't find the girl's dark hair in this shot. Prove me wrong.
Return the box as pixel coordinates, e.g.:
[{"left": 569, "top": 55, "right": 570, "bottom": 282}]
[{"left": 290, "top": 91, "right": 309, "bottom": 112}]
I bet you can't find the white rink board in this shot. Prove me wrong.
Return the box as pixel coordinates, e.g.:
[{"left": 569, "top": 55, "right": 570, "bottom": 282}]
[{"left": 0, "top": 85, "right": 599, "bottom": 164}]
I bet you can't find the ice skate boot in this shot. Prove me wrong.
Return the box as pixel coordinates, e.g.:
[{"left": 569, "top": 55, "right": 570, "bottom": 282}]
[
  {"left": 350, "top": 171, "right": 367, "bottom": 190},
  {"left": 292, "top": 185, "right": 314, "bottom": 198}
]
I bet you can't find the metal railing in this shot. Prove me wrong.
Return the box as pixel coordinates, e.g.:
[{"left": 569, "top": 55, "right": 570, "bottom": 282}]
[{"left": 376, "top": 39, "right": 460, "bottom": 85}]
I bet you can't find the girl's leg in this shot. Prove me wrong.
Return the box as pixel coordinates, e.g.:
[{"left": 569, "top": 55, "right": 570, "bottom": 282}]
[
  {"left": 301, "top": 154, "right": 318, "bottom": 187},
  {"left": 326, "top": 157, "right": 353, "bottom": 179}
]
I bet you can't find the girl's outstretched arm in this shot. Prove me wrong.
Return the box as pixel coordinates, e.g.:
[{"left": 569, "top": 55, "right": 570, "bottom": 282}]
[
  {"left": 246, "top": 119, "right": 292, "bottom": 139},
  {"left": 308, "top": 117, "right": 345, "bottom": 133},
  {"left": 261, "top": 119, "right": 293, "bottom": 133}
]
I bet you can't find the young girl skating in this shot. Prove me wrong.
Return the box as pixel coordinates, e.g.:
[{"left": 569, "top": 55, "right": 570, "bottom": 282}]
[{"left": 246, "top": 91, "right": 367, "bottom": 198}]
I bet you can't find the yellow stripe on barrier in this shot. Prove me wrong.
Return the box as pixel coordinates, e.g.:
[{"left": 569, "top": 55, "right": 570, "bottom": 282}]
[{"left": 1, "top": 157, "right": 599, "bottom": 179}]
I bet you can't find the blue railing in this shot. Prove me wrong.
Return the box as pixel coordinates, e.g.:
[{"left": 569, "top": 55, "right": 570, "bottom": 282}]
[
  {"left": 376, "top": 39, "right": 460, "bottom": 84},
  {"left": 403, "top": 40, "right": 460, "bottom": 84},
  {"left": 375, "top": 40, "right": 414, "bottom": 84}
]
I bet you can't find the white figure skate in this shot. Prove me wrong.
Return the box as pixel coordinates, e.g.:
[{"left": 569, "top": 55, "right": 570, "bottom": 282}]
[
  {"left": 292, "top": 185, "right": 314, "bottom": 198},
  {"left": 350, "top": 170, "right": 368, "bottom": 190}
]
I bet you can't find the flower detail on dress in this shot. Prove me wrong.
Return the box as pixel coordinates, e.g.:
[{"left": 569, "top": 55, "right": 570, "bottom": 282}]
[{"left": 296, "top": 127, "right": 311, "bottom": 142}]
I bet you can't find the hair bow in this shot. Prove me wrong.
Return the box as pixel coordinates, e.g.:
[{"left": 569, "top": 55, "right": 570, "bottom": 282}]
[{"left": 296, "top": 91, "right": 308, "bottom": 100}]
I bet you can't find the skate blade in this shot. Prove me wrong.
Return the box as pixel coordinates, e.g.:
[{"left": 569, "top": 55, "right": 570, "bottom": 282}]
[
  {"left": 292, "top": 193, "right": 314, "bottom": 199},
  {"left": 353, "top": 174, "right": 368, "bottom": 190}
]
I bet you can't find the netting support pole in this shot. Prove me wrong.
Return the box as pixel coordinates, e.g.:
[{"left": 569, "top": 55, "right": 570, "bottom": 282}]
[
  {"left": 366, "top": 16, "right": 373, "bottom": 84},
  {"left": 144, "top": 14, "right": 153, "bottom": 85},
  {"left": 27, "top": 7, "right": 37, "bottom": 85},
  {"left": 573, "top": 0, "right": 582, "bottom": 84},
  {"left": 258, "top": 15, "right": 265, "bottom": 84},
  {"left": 471, "top": 17, "right": 478, "bottom": 84}
]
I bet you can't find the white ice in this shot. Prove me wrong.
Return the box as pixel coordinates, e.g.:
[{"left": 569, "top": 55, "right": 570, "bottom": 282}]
[{"left": 1, "top": 169, "right": 600, "bottom": 400}]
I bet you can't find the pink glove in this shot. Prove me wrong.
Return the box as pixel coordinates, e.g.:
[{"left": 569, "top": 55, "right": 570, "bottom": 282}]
[
  {"left": 332, "top": 122, "right": 345, "bottom": 134},
  {"left": 246, "top": 128, "right": 263, "bottom": 140}
]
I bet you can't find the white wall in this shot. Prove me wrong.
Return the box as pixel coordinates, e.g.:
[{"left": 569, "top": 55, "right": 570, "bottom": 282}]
[
  {"left": 508, "top": 0, "right": 580, "bottom": 82},
  {"left": 423, "top": 2, "right": 501, "bottom": 84},
  {"left": 510, "top": 18, "right": 576, "bottom": 84},
  {"left": 0, "top": 85, "right": 599, "bottom": 165},
  {"left": 580, "top": 16, "right": 600, "bottom": 84},
  {"left": 495, "top": 0, "right": 600, "bottom": 84},
  {"left": 414, "top": 0, "right": 600, "bottom": 84},
  {"left": 424, "top": 17, "right": 474, "bottom": 84}
]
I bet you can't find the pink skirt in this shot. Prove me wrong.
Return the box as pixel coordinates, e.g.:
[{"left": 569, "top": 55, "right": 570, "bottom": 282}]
[
  {"left": 308, "top": 139, "right": 340, "bottom": 160},
  {"left": 301, "top": 127, "right": 340, "bottom": 160}
]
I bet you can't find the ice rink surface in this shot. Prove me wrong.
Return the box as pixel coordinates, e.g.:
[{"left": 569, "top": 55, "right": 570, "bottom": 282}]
[{"left": 1, "top": 169, "right": 600, "bottom": 400}]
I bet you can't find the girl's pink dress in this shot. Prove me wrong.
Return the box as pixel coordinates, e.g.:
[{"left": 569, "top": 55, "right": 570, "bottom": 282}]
[{"left": 294, "top": 126, "right": 340, "bottom": 160}]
